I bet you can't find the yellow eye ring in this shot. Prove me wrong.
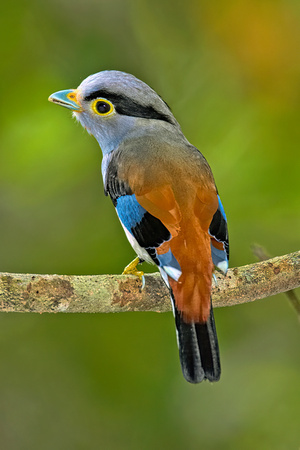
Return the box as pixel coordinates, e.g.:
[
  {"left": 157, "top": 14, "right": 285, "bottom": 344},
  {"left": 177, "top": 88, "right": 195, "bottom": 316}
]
[{"left": 92, "top": 98, "right": 114, "bottom": 116}]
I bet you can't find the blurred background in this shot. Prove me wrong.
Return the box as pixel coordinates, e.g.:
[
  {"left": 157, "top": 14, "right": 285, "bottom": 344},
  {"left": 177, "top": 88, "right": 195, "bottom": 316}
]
[{"left": 0, "top": 0, "right": 299, "bottom": 448}]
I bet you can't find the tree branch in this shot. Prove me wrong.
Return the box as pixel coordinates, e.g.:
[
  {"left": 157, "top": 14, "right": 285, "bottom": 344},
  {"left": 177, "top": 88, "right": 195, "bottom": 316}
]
[
  {"left": 0, "top": 251, "right": 299, "bottom": 314},
  {"left": 252, "top": 244, "right": 300, "bottom": 319}
]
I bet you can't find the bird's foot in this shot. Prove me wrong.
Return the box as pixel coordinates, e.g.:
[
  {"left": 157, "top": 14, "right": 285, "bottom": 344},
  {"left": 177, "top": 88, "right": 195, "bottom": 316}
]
[{"left": 122, "top": 257, "right": 145, "bottom": 289}]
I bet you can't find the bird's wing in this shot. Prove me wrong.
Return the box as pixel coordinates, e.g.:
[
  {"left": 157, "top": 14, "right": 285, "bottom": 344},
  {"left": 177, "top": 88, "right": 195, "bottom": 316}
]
[
  {"left": 209, "top": 195, "right": 229, "bottom": 273},
  {"left": 105, "top": 150, "right": 182, "bottom": 276}
]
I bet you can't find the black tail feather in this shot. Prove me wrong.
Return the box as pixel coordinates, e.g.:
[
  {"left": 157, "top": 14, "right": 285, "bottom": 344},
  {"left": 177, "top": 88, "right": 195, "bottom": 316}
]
[{"left": 172, "top": 295, "right": 221, "bottom": 383}]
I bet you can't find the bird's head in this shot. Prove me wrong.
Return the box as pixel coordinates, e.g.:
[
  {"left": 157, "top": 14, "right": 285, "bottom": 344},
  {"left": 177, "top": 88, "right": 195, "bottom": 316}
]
[{"left": 49, "top": 70, "right": 180, "bottom": 153}]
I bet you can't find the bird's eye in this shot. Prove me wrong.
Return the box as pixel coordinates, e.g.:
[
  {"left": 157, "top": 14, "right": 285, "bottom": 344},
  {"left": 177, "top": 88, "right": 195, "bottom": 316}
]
[{"left": 92, "top": 99, "right": 114, "bottom": 116}]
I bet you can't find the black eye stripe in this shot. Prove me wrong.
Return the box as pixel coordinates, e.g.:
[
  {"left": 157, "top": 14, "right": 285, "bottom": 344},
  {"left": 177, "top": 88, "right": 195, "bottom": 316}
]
[{"left": 84, "top": 90, "right": 174, "bottom": 125}]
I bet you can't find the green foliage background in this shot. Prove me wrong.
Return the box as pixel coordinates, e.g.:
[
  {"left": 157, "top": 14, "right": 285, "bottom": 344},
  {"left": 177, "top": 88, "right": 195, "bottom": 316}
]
[{"left": 0, "top": 0, "right": 299, "bottom": 448}]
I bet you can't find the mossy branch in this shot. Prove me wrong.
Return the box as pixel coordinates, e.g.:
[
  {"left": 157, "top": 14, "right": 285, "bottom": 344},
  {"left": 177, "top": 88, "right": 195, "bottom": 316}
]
[{"left": 0, "top": 250, "right": 299, "bottom": 314}]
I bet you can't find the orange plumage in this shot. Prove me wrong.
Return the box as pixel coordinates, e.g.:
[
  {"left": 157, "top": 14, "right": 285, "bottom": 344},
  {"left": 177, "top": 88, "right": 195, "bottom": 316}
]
[{"left": 119, "top": 137, "right": 219, "bottom": 324}]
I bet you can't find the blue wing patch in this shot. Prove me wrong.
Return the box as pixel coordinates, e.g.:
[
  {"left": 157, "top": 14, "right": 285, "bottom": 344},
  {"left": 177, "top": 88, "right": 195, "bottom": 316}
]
[
  {"left": 217, "top": 195, "right": 227, "bottom": 222},
  {"left": 116, "top": 194, "right": 171, "bottom": 248},
  {"left": 116, "top": 194, "right": 181, "bottom": 281},
  {"left": 209, "top": 195, "right": 229, "bottom": 273},
  {"left": 116, "top": 194, "right": 146, "bottom": 232},
  {"left": 157, "top": 248, "right": 182, "bottom": 281},
  {"left": 210, "top": 245, "right": 228, "bottom": 273}
]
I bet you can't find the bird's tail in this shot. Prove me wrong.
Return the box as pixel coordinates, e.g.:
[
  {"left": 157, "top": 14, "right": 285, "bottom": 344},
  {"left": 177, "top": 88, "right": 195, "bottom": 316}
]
[{"left": 171, "top": 292, "right": 221, "bottom": 383}]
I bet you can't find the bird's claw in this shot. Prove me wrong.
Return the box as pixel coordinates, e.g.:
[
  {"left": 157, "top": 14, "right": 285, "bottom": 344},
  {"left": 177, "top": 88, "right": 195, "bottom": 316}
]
[
  {"left": 122, "top": 257, "right": 145, "bottom": 289},
  {"left": 212, "top": 273, "right": 218, "bottom": 287}
]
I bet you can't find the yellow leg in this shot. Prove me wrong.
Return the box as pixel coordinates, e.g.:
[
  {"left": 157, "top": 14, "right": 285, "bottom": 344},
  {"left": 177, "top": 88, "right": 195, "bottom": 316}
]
[{"left": 122, "top": 256, "right": 144, "bottom": 281}]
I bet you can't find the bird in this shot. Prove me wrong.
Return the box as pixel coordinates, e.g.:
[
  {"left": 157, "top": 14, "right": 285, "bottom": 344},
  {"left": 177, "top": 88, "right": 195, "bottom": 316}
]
[{"left": 48, "top": 70, "right": 229, "bottom": 383}]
